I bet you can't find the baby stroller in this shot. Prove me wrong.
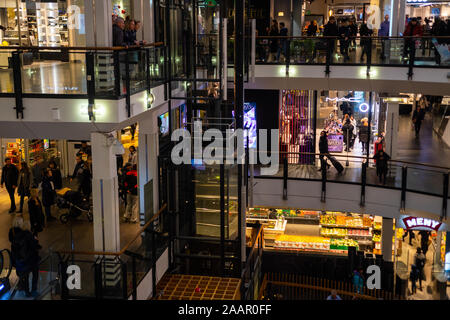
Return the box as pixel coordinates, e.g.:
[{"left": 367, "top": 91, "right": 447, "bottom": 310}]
[{"left": 56, "top": 188, "right": 93, "bottom": 224}]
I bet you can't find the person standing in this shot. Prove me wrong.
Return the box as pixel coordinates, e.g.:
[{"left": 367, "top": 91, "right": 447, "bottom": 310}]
[
  {"left": 1, "top": 157, "right": 19, "bottom": 213},
  {"left": 350, "top": 115, "right": 357, "bottom": 149},
  {"left": 307, "top": 20, "right": 318, "bottom": 36},
  {"left": 48, "top": 161, "right": 62, "bottom": 190},
  {"left": 419, "top": 230, "right": 431, "bottom": 256},
  {"left": 41, "top": 168, "right": 57, "bottom": 222},
  {"left": 113, "top": 17, "right": 127, "bottom": 47},
  {"left": 324, "top": 16, "right": 339, "bottom": 59},
  {"left": 17, "top": 162, "right": 31, "bottom": 213},
  {"left": 358, "top": 120, "right": 370, "bottom": 155},
  {"left": 277, "top": 22, "right": 289, "bottom": 62},
  {"left": 352, "top": 269, "right": 364, "bottom": 294},
  {"left": 373, "top": 149, "right": 390, "bottom": 184},
  {"left": 71, "top": 155, "right": 87, "bottom": 193},
  {"left": 128, "top": 146, "right": 138, "bottom": 166},
  {"left": 28, "top": 188, "right": 45, "bottom": 237},
  {"left": 348, "top": 18, "right": 358, "bottom": 51},
  {"left": 412, "top": 105, "right": 425, "bottom": 138},
  {"left": 268, "top": 20, "right": 279, "bottom": 62},
  {"left": 342, "top": 117, "right": 354, "bottom": 152},
  {"left": 123, "top": 163, "right": 138, "bottom": 223},
  {"left": 379, "top": 15, "right": 390, "bottom": 61},
  {"left": 9, "top": 216, "right": 40, "bottom": 298}
]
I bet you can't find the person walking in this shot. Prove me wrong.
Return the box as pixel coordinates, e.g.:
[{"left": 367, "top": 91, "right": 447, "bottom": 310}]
[
  {"left": 352, "top": 269, "right": 364, "bottom": 294},
  {"left": 17, "top": 162, "right": 31, "bottom": 213},
  {"left": 350, "top": 115, "right": 357, "bottom": 149},
  {"left": 9, "top": 216, "right": 40, "bottom": 298},
  {"left": 338, "top": 18, "right": 351, "bottom": 61},
  {"left": 48, "top": 161, "right": 62, "bottom": 190},
  {"left": 373, "top": 149, "right": 390, "bottom": 184},
  {"left": 41, "top": 168, "right": 57, "bottom": 222},
  {"left": 359, "top": 22, "right": 373, "bottom": 62},
  {"left": 123, "top": 163, "right": 138, "bottom": 223},
  {"left": 324, "top": 16, "right": 339, "bottom": 59},
  {"left": 403, "top": 18, "right": 423, "bottom": 62},
  {"left": 414, "top": 247, "right": 426, "bottom": 290},
  {"left": 409, "top": 264, "right": 419, "bottom": 295},
  {"left": 1, "top": 157, "right": 19, "bottom": 213},
  {"left": 28, "top": 188, "right": 45, "bottom": 237},
  {"left": 412, "top": 105, "right": 425, "bottom": 138},
  {"left": 318, "top": 131, "right": 330, "bottom": 172},
  {"left": 419, "top": 230, "right": 431, "bottom": 256},
  {"left": 378, "top": 15, "right": 390, "bottom": 61}
]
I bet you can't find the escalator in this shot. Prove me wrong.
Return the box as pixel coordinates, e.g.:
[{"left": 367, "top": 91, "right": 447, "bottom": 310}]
[{"left": 0, "top": 249, "right": 16, "bottom": 300}]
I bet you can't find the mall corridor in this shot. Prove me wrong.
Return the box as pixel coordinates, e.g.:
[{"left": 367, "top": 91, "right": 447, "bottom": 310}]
[{"left": 397, "top": 112, "right": 450, "bottom": 168}]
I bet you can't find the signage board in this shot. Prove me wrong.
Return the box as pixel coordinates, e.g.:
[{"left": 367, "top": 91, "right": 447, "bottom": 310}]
[
  {"left": 327, "top": 134, "right": 344, "bottom": 153},
  {"left": 399, "top": 215, "right": 445, "bottom": 232}
]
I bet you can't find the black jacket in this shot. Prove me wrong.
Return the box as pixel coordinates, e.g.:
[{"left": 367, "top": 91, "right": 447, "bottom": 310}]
[
  {"left": 113, "top": 24, "right": 126, "bottom": 46},
  {"left": 359, "top": 125, "right": 369, "bottom": 143},
  {"left": 323, "top": 22, "right": 339, "bottom": 37},
  {"left": 412, "top": 109, "right": 425, "bottom": 124},
  {"left": 51, "top": 168, "right": 63, "bottom": 190},
  {"left": 307, "top": 24, "right": 317, "bottom": 36},
  {"left": 1, "top": 163, "right": 19, "bottom": 188},
  {"left": 72, "top": 161, "right": 86, "bottom": 180},
  {"left": 339, "top": 25, "right": 351, "bottom": 39},
  {"left": 9, "top": 227, "right": 40, "bottom": 272},
  {"left": 41, "top": 176, "right": 56, "bottom": 207},
  {"left": 342, "top": 122, "right": 354, "bottom": 144},
  {"left": 319, "top": 135, "right": 329, "bottom": 154},
  {"left": 28, "top": 197, "right": 45, "bottom": 234},
  {"left": 124, "top": 30, "right": 137, "bottom": 46},
  {"left": 373, "top": 151, "right": 390, "bottom": 169},
  {"left": 17, "top": 169, "right": 31, "bottom": 196}
]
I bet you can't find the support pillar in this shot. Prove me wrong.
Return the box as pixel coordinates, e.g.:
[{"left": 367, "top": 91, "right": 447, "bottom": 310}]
[
  {"left": 91, "top": 132, "right": 122, "bottom": 286},
  {"left": 382, "top": 217, "right": 394, "bottom": 262},
  {"left": 138, "top": 113, "right": 160, "bottom": 225},
  {"left": 385, "top": 102, "right": 399, "bottom": 159},
  {"left": 85, "top": 0, "right": 113, "bottom": 47}
]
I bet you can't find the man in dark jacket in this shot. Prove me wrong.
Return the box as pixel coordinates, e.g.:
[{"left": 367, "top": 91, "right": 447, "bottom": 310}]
[
  {"left": 318, "top": 131, "right": 330, "bottom": 172},
  {"left": 359, "top": 23, "right": 373, "bottom": 62},
  {"left": 31, "top": 155, "right": 46, "bottom": 188},
  {"left": 323, "top": 16, "right": 339, "bottom": 57},
  {"left": 113, "top": 17, "right": 127, "bottom": 47},
  {"left": 403, "top": 18, "right": 423, "bottom": 62},
  {"left": 71, "top": 155, "right": 89, "bottom": 194},
  {"left": 339, "top": 19, "right": 351, "bottom": 61},
  {"left": 342, "top": 119, "right": 354, "bottom": 152},
  {"left": 1, "top": 157, "right": 19, "bottom": 213}
]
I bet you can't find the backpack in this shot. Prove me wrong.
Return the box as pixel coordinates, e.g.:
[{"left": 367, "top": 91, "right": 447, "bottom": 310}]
[{"left": 11, "top": 230, "right": 31, "bottom": 266}]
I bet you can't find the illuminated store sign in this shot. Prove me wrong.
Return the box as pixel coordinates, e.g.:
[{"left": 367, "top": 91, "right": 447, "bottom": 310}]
[
  {"left": 402, "top": 216, "right": 442, "bottom": 231},
  {"left": 326, "top": 97, "right": 362, "bottom": 103}
]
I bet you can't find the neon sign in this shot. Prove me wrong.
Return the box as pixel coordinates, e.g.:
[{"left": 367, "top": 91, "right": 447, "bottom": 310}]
[
  {"left": 402, "top": 216, "right": 442, "bottom": 231},
  {"left": 359, "top": 103, "right": 370, "bottom": 113}
]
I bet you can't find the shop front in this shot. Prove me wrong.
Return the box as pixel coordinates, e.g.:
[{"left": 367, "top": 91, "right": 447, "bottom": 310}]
[{"left": 247, "top": 207, "right": 383, "bottom": 257}]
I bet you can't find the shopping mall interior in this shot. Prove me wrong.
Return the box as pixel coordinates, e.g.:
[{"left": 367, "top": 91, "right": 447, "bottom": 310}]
[{"left": 0, "top": 0, "right": 449, "bottom": 303}]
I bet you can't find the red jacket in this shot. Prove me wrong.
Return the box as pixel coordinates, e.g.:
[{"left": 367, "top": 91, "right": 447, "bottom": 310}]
[
  {"left": 124, "top": 170, "right": 138, "bottom": 195},
  {"left": 404, "top": 23, "right": 423, "bottom": 37}
]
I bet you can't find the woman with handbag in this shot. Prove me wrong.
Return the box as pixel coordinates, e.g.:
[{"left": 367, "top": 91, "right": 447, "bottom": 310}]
[{"left": 17, "top": 162, "right": 31, "bottom": 213}]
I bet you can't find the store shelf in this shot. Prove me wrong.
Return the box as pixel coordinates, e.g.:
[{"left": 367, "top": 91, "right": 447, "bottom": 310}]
[{"left": 320, "top": 224, "right": 370, "bottom": 229}]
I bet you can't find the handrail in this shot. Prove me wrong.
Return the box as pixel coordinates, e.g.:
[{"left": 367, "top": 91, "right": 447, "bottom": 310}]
[
  {"left": 255, "top": 35, "right": 450, "bottom": 39},
  {"left": 58, "top": 203, "right": 167, "bottom": 257},
  {"left": 255, "top": 151, "right": 450, "bottom": 171},
  {"left": 0, "top": 42, "right": 165, "bottom": 51}
]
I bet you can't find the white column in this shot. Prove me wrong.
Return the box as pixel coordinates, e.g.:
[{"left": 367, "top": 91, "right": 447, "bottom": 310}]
[
  {"left": 147, "top": 0, "right": 155, "bottom": 43},
  {"left": 91, "top": 132, "right": 121, "bottom": 286},
  {"left": 138, "top": 112, "right": 160, "bottom": 225},
  {"left": 389, "top": 0, "right": 400, "bottom": 36},
  {"left": 398, "top": 0, "right": 406, "bottom": 36},
  {"left": 385, "top": 102, "right": 399, "bottom": 159},
  {"left": 382, "top": 217, "right": 394, "bottom": 262},
  {"left": 85, "top": 0, "right": 113, "bottom": 46}
]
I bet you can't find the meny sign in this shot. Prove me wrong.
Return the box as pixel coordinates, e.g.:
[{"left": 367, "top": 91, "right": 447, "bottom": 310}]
[{"left": 402, "top": 216, "right": 442, "bottom": 232}]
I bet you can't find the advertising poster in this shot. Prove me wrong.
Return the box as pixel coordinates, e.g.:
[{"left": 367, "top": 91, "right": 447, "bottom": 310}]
[{"left": 327, "top": 134, "right": 344, "bottom": 152}]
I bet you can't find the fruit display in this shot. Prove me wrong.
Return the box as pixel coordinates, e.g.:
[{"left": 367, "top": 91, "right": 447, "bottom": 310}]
[
  {"left": 330, "top": 238, "right": 359, "bottom": 250},
  {"left": 320, "top": 214, "right": 336, "bottom": 225},
  {"left": 320, "top": 227, "right": 347, "bottom": 237},
  {"left": 347, "top": 229, "right": 371, "bottom": 236},
  {"left": 346, "top": 217, "right": 363, "bottom": 228},
  {"left": 372, "top": 233, "right": 381, "bottom": 242},
  {"left": 274, "top": 235, "right": 330, "bottom": 251},
  {"left": 363, "top": 217, "right": 373, "bottom": 227},
  {"left": 373, "top": 221, "right": 382, "bottom": 230}
]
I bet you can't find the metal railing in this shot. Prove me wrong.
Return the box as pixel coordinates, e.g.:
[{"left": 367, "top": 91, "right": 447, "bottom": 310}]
[
  {"left": 240, "top": 223, "right": 264, "bottom": 300},
  {"left": 253, "top": 151, "right": 449, "bottom": 220},
  {"left": 56, "top": 203, "right": 168, "bottom": 300}
]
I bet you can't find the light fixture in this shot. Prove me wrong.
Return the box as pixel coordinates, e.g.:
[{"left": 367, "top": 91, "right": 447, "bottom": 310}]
[
  {"left": 147, "top": 92, "right": 155, "bottom": 108},
  {"left": 278, "top": 11, "right": 284, "bottom": 17},
  {"left": 359, "top": 103, "right": 370, "bottom": 113},
  {"left": 80, "top": 104, "right": 105, "bottom": 120}
]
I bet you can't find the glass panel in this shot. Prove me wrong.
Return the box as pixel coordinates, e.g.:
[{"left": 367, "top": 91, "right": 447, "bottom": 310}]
[
  {"left": 129, "top": 49, "right": 147, "bottom": 94},
  {"left": 149, "top": 46, "right": 166, "bottom": 86},
  {"left": 21, "top": 50, "right": 87, "bottom": 94},
  {"left": 289, "top": 38, "right": 328, "bottom": 64},
  {"left": 407, "top": 167, "right": 444, "bottom": 196},
  {"left": 0, "top": 50, "right": 14, "bottom": 93},
  {"left": 372, "top": 38, "right": 407, "bottom": 66},
  {"left": 95, "top": 52, "right": 116, "bottom": 96}
]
